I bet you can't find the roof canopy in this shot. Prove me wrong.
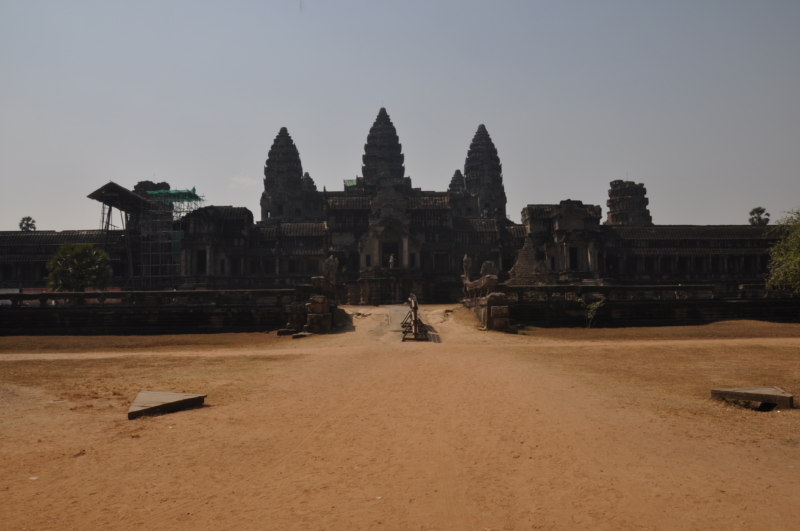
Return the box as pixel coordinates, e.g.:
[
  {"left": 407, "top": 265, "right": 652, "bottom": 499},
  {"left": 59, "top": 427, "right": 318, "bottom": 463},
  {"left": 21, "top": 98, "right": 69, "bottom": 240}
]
[{"left": 87, "top": 182, "right": 150, "bottom": 213}]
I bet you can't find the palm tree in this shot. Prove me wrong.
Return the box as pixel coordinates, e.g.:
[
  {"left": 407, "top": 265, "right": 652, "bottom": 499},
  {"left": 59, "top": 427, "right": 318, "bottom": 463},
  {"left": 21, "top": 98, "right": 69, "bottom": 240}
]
[
  {"left": 47, "top": 244, "right": 113, "bottom": 292},
  {"left": 749, "top": 207, "right": 770, "bottom": 226},
  {"left": 18, "top": 216, "right": 36, "bottom": 231}
]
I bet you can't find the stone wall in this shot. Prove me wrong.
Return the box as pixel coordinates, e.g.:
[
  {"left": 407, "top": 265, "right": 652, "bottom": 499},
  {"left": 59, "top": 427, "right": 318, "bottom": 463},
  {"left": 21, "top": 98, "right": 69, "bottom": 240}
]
[
  {"left": 509, "top": 298, "right": 800, "bottom": 328},
  {"left": 0, "top": 306, "right": 285, "bottom": 335}
]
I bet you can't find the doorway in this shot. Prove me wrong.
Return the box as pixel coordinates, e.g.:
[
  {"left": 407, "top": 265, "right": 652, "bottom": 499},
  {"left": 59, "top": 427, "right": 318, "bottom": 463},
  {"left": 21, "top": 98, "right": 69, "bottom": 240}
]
[
  {"left": 196, "top": 250, "right": 207, "bottom": 275},
  {"left": 382, "top": 242, "right": 399, "bottom": 267}
]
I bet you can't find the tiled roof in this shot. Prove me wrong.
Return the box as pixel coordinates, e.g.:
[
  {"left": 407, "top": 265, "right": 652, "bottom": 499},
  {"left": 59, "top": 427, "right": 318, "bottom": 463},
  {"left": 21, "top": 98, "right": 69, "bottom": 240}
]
[
  {"left": 0, "top": 230, "right": 124, "bottom": 246},
  {"left": 601, "top": 225, "right": 774, "bottom": 240},
  {"left": 185, "top": 206, "right": 253, "bottom": 222},
  {"left": 0, "top": 254, "right": 56, "bottom": 263},
  {"left": 280, "top": 222, "right": 327, "bottom": 237},
  {"left": 504, "top": 225, "right": 527, "bottom": 238},
  {"left": 251, "top": 227, "right": 277, "bottom": 239},
  {"left": 326, "top": 197, "right": 370, "bottom": 210},
  {"left": 278, "top": 248, "right": 326, "bottom": 256},
  {"left": 525, "top": 203, "right": 602, "bottom": 218},
  {"left": 408, "top": 196, "right": 450, "bottom": 210},
  {"left": 454, "top": 244, "right": 501, "bottom": 252},
  {"left": 524, "top": 205, "right": 559, "bottom": 218},
  {"left": 453, "top": 218, "right": 498, "bottom": 232},
  {"left": 327, "top": 245, "right": 354, "bottom": 253}
]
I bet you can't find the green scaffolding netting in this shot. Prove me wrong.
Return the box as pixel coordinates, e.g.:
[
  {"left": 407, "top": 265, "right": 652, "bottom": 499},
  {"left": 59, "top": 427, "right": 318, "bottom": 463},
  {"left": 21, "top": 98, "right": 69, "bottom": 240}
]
[{"left": 146, "top": 188, "right": 203, "bottom": 205}]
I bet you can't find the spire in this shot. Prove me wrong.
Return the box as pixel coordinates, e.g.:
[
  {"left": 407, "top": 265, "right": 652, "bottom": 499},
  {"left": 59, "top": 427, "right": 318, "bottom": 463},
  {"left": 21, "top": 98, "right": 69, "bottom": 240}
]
[
  {"left": 448, "top": 169, "right": 465, "bottom": 192},
  {"left": 362, "top": 108, "right": 405, "bottom": 186},
  {"left": 464, "top": 124, "right": 502, "bottom": 192},
  {"left": 264, "top": 127, "right": 303, "bottom": 191},
  {"left": 301, "top": 172, "right": 317, "bottom": 192}
]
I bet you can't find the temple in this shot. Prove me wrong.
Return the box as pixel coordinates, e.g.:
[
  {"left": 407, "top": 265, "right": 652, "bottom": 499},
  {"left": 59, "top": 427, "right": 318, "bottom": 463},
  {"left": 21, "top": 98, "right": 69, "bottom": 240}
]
[{"left": 0, "top": 108, "right": 776, "bottom": 303}]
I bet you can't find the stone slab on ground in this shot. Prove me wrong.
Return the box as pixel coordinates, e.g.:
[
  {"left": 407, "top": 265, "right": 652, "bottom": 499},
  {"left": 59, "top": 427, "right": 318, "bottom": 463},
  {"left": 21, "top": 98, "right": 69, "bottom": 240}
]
[
  {"left": 711, "top": 386, "right": 793, "bottom": 409},
  {"left": 127, "top": 391, "right": 206, "bottom": 420},
  {"left": 387, "top": 305, "right": 409, "bottom": 331}
]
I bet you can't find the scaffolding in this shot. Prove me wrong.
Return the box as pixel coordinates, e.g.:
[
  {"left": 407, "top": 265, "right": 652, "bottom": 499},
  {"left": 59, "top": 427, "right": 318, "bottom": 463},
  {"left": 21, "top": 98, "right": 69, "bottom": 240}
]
[{"left": 137, "top": 189, "right": 204, "bottom": 289}]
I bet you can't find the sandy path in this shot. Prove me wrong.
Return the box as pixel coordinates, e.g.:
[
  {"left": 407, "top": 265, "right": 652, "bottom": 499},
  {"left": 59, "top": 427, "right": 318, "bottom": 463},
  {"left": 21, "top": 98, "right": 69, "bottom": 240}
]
[{"left": 2, "top": 307, "right": 799, "bottom": 530}]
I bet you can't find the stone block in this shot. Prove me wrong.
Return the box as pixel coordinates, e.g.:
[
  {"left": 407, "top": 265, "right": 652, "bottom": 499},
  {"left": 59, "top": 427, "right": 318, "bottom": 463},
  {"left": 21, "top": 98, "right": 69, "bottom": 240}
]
[
  {"left": 491, "top": 305, "right": 509, "bottom": 318},
  {"left": 486, "top": 292, "right": 507, "bottom": 307},
  {"left": 711, "top": 386, "right": 793, "bottom": 409},
  {"left": 128, "top": 391, "right": 206, "bottom": 420},
  {"left": 304, "top": 312, "right": 332, "bottom": 334},
  {"left": 311, "top": 276, "right": 327, "bottom": 292},
  {"left": 492, "top": 317, "right": 510, "bottom": 331},
  {"left": 305, "top": 295, "right": 328, "bottom": 315}
]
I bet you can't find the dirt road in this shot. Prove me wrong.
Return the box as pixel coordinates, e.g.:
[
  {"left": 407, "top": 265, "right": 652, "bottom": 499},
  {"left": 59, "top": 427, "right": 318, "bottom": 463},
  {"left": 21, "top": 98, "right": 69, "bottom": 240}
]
[{"left": 2, "top": 306, "right": 799, "bottom": 530}]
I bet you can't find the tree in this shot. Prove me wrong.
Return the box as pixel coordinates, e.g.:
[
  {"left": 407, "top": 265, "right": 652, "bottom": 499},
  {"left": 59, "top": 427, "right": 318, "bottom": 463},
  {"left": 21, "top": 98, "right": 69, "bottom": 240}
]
[
  {"left": 749, "top": 207, "right": 770, "bottom": 226},
  {"left": 579, "top": 296, "right": 606, "bottom": 329},
  {"left": 18, "top": 216, "right": 36, "bottom": 231},
  {"left": 46, "top": 243, "right": 113, "bottom": 292},
  {"left": 766, "top": 210, "right": 800, "bottom": 294}
]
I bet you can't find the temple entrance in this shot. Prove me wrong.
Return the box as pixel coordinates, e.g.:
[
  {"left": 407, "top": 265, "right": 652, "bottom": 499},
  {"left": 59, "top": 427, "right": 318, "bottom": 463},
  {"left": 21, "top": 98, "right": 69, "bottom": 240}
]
[{"left": 382, "top": 241, "right": 399, "bottom": 268}]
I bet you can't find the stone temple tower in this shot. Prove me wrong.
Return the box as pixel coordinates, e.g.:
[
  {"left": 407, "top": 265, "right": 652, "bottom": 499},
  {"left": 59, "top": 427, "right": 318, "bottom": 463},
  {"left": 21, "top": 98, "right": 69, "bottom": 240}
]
[
  {"left": 362, "top": 108, "right": 406, "bottom": 188},
  {"left": 604, "top": 180, "right": 653, "bottom": 226},
  {"left": 462, "top": 124, "right": 507, "bottom": 218},
  {"left": 260, "top": 127, "right": 321, "bottom": 222}
]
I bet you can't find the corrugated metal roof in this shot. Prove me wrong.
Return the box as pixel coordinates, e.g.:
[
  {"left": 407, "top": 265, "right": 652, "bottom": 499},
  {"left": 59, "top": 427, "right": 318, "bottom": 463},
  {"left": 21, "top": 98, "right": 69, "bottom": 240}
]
[
  {"left": 87, "top": 181, "right": 151, "bottom": 212},
  {"left": 601, "top": 225, "right": 774, "bottom": 240},
  {"left": 280, "top": 222, "right": 327, "bottom": 237}
]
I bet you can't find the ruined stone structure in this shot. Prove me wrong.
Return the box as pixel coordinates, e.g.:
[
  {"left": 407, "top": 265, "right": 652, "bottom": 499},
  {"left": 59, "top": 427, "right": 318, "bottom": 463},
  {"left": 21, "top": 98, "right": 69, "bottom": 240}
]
[
  {"left": 174, "top": 108, "right": 524, "bottom": 303},
  {"left": 0, "top": 109, "right": 778, "bottom": 304},
  {"left": 605, "top": 180, "right": 653, "bottom": 227}
]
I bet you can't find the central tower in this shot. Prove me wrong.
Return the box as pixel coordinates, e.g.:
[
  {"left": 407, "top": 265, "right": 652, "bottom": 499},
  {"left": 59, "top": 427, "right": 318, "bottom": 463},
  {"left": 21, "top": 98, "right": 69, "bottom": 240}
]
[{"left": 361, "top": 108, "right": 406, "bottom": 187}]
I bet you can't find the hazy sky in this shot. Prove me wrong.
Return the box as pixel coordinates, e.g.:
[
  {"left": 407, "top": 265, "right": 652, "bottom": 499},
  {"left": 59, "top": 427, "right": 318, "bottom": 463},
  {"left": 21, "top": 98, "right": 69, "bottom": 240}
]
[{"left": 2, "top": 1, "right": 799, "bottom": 231}]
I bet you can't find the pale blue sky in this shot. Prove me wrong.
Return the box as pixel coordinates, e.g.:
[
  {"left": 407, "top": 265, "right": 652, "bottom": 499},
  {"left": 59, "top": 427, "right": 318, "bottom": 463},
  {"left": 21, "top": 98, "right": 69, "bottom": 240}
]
[{"left": 1, "top": 1, "right": 799, "bottom": 230}]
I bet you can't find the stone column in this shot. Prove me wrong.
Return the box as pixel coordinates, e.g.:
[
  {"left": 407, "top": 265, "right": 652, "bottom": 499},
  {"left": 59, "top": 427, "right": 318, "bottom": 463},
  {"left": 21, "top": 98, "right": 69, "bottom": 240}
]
[
  {"left": 402, "top": 236, "right": 409, "bottom": 268},
  {"left": 206, "top": 246, "right": 212, "bottom": 276}
]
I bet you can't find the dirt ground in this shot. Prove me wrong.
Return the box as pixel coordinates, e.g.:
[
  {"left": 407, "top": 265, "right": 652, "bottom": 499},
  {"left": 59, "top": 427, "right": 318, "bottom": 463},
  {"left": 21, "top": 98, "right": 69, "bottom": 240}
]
[{"left": 2, "top": 306, "right": 799, "bottom": 530}]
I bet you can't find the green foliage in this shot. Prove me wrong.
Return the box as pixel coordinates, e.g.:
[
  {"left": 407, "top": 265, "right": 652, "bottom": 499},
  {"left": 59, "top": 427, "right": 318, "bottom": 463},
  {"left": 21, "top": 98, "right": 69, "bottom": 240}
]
[
  {"left": 767, "top": 210, "right": 800, "bottom": 294},
  {"left": 749, "top": 207, "right": 770, "bottom": 226},
  {"left": 18, "top": 216, "right": 36, "bottom": 231},
  {"left": 46, "top": 243, "right": 113, "bottom": 292},
  {"left": 579, "top": 296, "right": 606, "bottom": 329}
]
